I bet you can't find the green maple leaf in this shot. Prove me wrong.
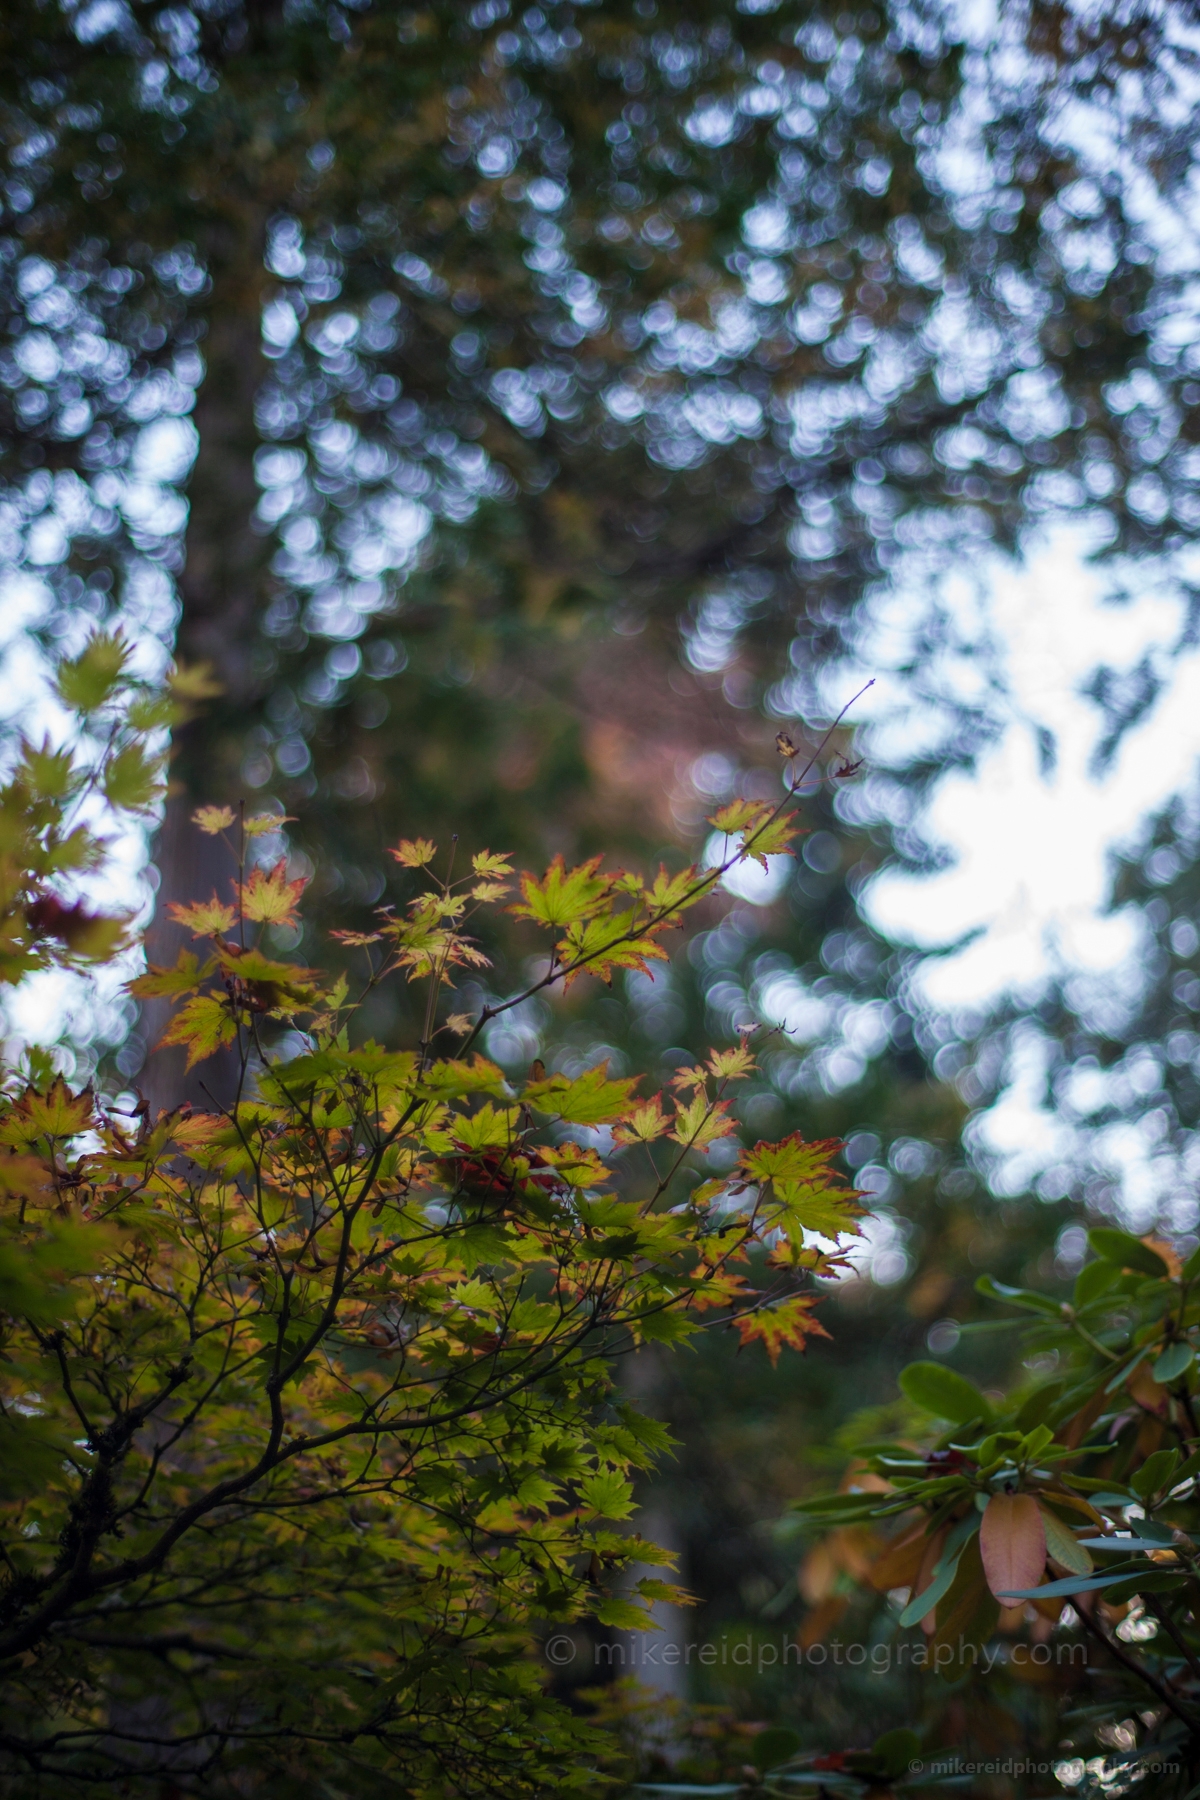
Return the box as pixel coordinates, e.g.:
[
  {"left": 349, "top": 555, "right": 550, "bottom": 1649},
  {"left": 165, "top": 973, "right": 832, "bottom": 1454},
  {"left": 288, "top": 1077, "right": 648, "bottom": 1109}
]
[
  {"left": 510, "top": 855, "right": 611, "bottom": 928},
  {"left": 129, "top": 949, "right": 210, "bottom": 999},
  {"left": 159, "top": 995, "right": 238, "bottom": 1070},
  {"left": 524, "top": 1062, "right": 639, "bottom": 1125}
]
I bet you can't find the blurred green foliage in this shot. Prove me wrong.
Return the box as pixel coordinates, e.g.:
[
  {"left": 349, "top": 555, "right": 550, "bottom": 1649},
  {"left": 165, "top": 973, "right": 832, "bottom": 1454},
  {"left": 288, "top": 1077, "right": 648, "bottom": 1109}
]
[{"left": 2, "top": 0, "right": 1200, "bottom": 1791}]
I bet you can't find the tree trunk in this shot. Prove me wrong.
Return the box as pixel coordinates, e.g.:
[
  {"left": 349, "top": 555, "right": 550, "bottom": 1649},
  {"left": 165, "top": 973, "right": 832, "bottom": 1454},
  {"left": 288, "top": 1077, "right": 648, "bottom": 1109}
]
[{"left": 139, "top": 234, "right": 269, "bottom": 1116}]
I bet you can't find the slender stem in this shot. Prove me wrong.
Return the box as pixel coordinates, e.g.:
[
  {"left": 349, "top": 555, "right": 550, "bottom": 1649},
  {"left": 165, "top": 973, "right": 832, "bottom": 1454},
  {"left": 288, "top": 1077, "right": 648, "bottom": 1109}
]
[
  {"left": 1144, "top": 1594, "right": 1200, "bottom": 1689},
  {"left": 1075, "top": 1602, "right": 1200, "bottom": 1734}
]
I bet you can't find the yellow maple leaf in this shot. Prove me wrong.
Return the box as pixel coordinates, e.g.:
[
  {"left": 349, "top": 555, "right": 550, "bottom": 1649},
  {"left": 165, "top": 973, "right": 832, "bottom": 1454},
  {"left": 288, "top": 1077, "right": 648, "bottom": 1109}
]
[
  {"left": 168, "top": 898, "right": 237, "bottom": 937},
  {"left": 707, "top": 1044, "right": 755, "bottom": 1081},
  {"left": 670, "top": 1094, "right": 734, "bottom": 1150},
  {"left": 612, "top": 1096, "right": 669, "bottom": 1145},
  {"left": 472, "top": 850, "right": 514, "bottom": 878},
  {"left": 390, "top": 838, "right": 437, "bottom": 868},
  {"left": 192, "top": 805, "right": 235, "bottom": 835},
  {"left": 238, "top": 860, "right": 307, "bottom": 927}
]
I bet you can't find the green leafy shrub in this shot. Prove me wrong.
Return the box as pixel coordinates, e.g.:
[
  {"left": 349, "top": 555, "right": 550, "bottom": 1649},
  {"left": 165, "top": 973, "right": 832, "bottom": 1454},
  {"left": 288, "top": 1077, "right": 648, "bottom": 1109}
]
[
  {"left": 782, "top": 1228, "right": 1200, "bottom": 1795},
  {"left": 0, "top": 652, "right": 859, "bottom": 1796}
]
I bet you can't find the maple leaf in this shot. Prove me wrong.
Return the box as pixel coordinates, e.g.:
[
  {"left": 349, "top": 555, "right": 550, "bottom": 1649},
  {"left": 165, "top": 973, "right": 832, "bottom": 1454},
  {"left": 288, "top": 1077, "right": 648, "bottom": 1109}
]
[
  {"left": 644, "top": 863, "right": 710, "bottom": 920},
  {"left": 239, "top": 859, "right": 307, "bottom": 927},
  {"left": 216, "top": 946, "right": 322, "bottom": 1008},
  {"left": 510, "top": 855, "right": 611, "bottom": 929},
  {"left": 472, "top": 850, "right": 514, "bottom": 878},
  {"left": 0, "top": 1077, "right": 96, "bottom": 1147},
  {"left": 670, "top": 1064, "right": 708, "bottom": 1095},
  {"left": 169, "top": 897, "right": 237, "bottom": 937},
  {"left": 128, "top": 948, "right": 209, "bottom": 998},
  {"left": 330, "top": 930, "right": 382, "bottom": 947},
  {"left": 192, "top": 805, "right": 235, "bottom": 835},
  {"left": 244, "top": 813, "right": 293, "bottom": 836},
  {"left": 670, "top": 1094, "right": 734, "bottom": 1150},
  {"left": 739, "top": 811, "right": 801, "bottom": 870},
  {"left": 443, "top": 1013, "right": 474, "bottom": 1035},
  {"left": 558, "top": 912, "right": 669, "bottom": 986},
  {"left": 740, "top": 1135, "right": 863, "bottom": 1239},
  {"left": 734, "top": 1296, "right": 831, "bottom": 1365},
  {"left": 688, "top": 1268, "right": 752, "bottom": 1312},
  {"left": 470, "top": 881, "right": 509, "bottom": 902},
  {"left": 158, "top": 994, "right": 238, "bottom": 1070},
  {"left": 708, "top": 799, "right": 770, "bottom": 836},
  {"left": 167, "top": 659, "right": 222, "bottom": 701},
  {"left": 536, "top": 1142, "right": 611, "bottom": 1187},
  {"left": 612, "top": 1095, "right": 669, "bottom": 1145},
  {"left": 390, "top": 838, "right": 436, "bottom": 867},
  {"left": 524, "top": 1062, "right": 639, "bottom": 1125},
  {"left": 389, "top": 910, "right": 490, "bottom": 981},
  {"left": 707, "top": 1044, "right": 755, "bottom": 1081}
]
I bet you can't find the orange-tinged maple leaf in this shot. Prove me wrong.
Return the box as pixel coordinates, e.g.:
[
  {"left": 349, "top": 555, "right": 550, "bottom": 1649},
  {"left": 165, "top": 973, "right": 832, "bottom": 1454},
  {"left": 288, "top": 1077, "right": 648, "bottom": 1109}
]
[
  {"left": 707, "top": 1043, "right": 755, "bottom": 1081},
  {"left": 644, "top": 862, "right": 708, "bottom": 919},
  {"left": 708, "top": 799, "right": 770, "bottom": 835},
  {"left": 670, "top": 1094, "right": 735, "bottom": 1150},
  {"left": 169, "top": 897, "right": 237, "bottom": 937},
  {"left": 739, "top": 811, "right": 800, "bottom": 870},
  {"left": 472, "top": 850, "right": 513, "bottom": 879},
  {"left": 0, "top": 1077, "right": 96, "bottom": 1146},
  {"left": 734, "top": 1296, "right": 831, "bottom": 1365},
  {"left": 536, "top": 1142, "right": 611, "bottom": 1187},
  {"left": 129, "top": 948, "right": 210, "bottom": 998},
  {"left": 524, "top": 1062, "right": 639, "bottom": 1125},
  {"left": 689, "top": 1269, "right": 752, "bottom": 1312},
  {"left": 740, "top": 1134, "right": 862, "bottom": 1239},
  {"left": 158, "top": 994, "right": 238, "bottom": 1070},
  {"left": 390, "top": 838, "right": 436, "bottom": 867},
  {"left": 612, "top": 1095, "right": 669, "bottom": 1146},
  {"left": 239, "top": 859, "right": 307, "bottom": 927},
  {"left": 557, "top": 913, "right": 669, "bottom": 986}
]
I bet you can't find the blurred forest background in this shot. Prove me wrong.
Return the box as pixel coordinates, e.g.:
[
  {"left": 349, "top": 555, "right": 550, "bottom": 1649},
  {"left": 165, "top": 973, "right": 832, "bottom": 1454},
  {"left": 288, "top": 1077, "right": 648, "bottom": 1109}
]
[{"left": 3, "top": 0, "right": 1200, "bottom": 1772}]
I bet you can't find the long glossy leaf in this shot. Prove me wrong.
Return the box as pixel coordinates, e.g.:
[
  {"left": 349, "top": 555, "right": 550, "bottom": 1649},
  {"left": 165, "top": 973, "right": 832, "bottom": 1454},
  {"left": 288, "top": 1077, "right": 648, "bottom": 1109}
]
[
  {"left": 898, "top": 1513, "right": 979, "bottom": 1627},
  {"left": 997, "top": 1566, "right": 1158, "bottom": 1600},
  {"left": 980, "top": 1493, "right": 1046, "bottom": 1603}
]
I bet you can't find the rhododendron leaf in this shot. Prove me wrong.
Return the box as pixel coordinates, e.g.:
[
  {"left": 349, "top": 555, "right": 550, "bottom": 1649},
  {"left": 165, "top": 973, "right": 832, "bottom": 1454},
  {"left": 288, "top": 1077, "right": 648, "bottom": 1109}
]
[{"left": 980, "top": 1493, "right": 1047, "bottom": 1602}]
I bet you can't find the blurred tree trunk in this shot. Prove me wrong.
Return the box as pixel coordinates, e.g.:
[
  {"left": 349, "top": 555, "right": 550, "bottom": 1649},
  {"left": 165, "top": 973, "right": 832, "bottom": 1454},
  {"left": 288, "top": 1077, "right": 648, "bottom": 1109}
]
[{"left": 140, "top": 230, "right": 268, "bottom": 1114}]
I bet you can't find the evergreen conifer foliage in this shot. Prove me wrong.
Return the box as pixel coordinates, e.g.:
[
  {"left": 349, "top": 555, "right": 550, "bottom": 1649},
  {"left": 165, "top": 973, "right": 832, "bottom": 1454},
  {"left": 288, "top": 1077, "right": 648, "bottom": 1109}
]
[{"left": 1, "top": 0, "right": 1196, "bottom": 916}]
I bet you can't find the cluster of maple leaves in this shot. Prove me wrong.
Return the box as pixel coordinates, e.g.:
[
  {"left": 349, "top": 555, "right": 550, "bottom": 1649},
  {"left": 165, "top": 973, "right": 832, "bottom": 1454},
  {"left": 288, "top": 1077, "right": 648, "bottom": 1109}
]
[{"left": 0, "top": 761, "right": 870, "bottom": 1788}]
